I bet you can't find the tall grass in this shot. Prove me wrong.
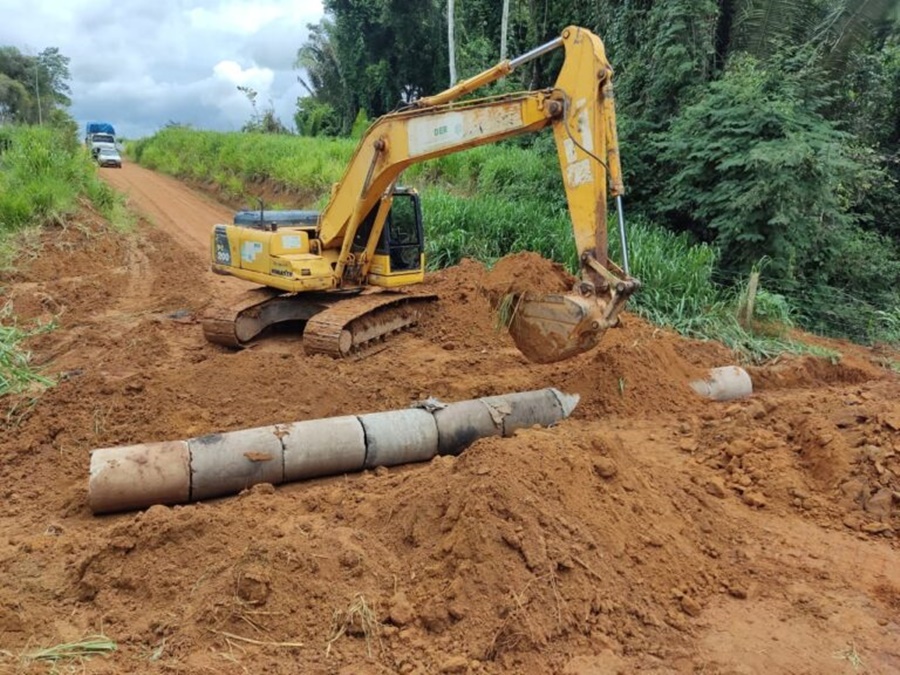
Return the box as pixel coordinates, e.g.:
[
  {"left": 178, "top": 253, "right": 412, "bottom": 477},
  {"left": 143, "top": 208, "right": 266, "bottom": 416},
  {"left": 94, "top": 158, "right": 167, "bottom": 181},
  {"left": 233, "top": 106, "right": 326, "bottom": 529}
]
[
  {"left": 613, "top": 221, "right": 836, "bottom": 361},
  {"left": 0, "top": 126, "right": 124, "bottom": 240},
  {"left": 130, "top": 127, "right": 357, "bottom": 199},
  {"left": 1, "top": 124, "right": 126, "bottom": 398},
  {"left": 132, "top": 128, "right": 852, "bottom": 360},
  {"left": 422, "top": 188, "right": 576, "bottom": 270}
]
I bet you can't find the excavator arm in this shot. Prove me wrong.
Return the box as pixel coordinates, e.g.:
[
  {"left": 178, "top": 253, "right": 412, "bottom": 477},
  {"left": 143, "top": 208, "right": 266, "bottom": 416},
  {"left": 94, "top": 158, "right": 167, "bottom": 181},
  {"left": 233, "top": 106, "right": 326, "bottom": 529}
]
[{"left": 316, "top": 26, "right": 638, "bottom": 362}]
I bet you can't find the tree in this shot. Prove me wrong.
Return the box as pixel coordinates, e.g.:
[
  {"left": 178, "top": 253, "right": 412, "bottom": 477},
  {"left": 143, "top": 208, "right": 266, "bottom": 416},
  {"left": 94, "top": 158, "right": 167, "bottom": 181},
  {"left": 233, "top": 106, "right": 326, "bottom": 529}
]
[
  {"left": 0, "top": 73, "right": 29, "bottom": 124},
  {"left": 295, "top": 0, "right": 446, "bottom": 132},
  {"left": 656, "top": 55, "right": 879, "bottom": 282},
  {"left": 237, "top": 86, "right": 289, "bottom": 134},
  {"left": 0, "top": 45, "right": 71, "bottom": 124},
  {"left": 37, "top": 47, "right": 71, "bottom": 107},
  {"left": 729, "top": 0, "right": 897, "bottom": 72},
  {"left": 448, "top": 0, "right": 457, "bottom": 84}
]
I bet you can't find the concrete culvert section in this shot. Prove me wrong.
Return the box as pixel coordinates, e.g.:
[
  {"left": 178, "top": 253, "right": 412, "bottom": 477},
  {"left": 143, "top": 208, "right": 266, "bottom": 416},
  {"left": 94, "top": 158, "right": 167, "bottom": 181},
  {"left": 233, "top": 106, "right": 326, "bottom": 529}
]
[
  {"left": 433, "top": 400, "right": 501, "bottom": 456},
  {"left": 89, "top": 441, "right": 191, "bottom": 514},
  {"left": 360, "top": 408, "right": 439, "bottom": 469},
  {"left": 690, "top": 366, "right": 753, "bottom": 401},
  {"left": 189, "top": 427, "right": 286, "bottom": 501},
  {"left": 88, "top": 388, "right": 580, "bottom": 514},
  {"left": 481, "top": 387, "right": 576, "bottom": 436},
  {"left": 282, "top": 415, "right": 366, "bottom": 481}
]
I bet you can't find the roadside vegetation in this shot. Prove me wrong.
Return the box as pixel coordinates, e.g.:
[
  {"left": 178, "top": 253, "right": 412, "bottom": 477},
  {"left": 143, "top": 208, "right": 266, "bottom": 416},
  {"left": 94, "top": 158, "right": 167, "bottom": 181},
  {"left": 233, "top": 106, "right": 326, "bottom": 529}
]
[
  {"left": 130, "top": 127, "right": 356, "bottom": 202},
  {"left": 0, "top": 124, "right": 127, "bottom": 396},
  {"left": 0, "top": 126, "right": 126, "bottom": 250}
]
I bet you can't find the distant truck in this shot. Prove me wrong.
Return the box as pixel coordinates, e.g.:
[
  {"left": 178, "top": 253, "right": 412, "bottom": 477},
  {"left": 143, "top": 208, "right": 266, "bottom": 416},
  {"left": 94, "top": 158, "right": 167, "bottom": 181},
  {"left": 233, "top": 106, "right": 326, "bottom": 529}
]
[{"left": 85, "top": 122, "right": 117, "bottom": 158}]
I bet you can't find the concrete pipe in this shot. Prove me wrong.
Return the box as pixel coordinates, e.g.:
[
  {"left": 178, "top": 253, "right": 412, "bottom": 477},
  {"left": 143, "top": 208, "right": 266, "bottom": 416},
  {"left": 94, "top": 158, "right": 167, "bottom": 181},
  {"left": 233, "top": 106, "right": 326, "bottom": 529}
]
[
  {"left": 480, "top": 388, "right": 579, "bottom": 436},
  {"left": 690, "top": 366, "right": 753, "bottom": 402},
  {"left": 283, "top": 415, "right": 366, "bottom": 481},
  {"left": 89, "top": 441, "right": 190, "bottom": 515},
  {"left": 433, "top": 400, "right": 501, "bottom": 456},
  {"left": 88, "top": 387, "right": 580, "bottom": 514},
  {"left": 189, "top": 426, "right": 285, "bottom": 501},
  {"left": 360, "top": 408, "right": 439, "bottom": 469}
]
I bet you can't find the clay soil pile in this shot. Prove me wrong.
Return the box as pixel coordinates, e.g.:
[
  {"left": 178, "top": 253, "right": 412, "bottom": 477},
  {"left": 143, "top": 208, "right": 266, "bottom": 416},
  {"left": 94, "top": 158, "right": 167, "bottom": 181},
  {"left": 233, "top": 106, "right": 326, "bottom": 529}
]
[
  {"left": 1, "top": 165, "right": 899, "bottom": 674},
  {"left": 481, "top": 252, "right": 576, "bottom": 299}
]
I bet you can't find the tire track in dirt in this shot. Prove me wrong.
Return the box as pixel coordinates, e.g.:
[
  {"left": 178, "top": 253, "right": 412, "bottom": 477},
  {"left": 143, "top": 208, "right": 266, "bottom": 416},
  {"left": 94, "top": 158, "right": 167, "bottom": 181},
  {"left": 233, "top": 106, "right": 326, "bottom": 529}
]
[
  {"left": 101, "top": 163, "right": 232, "bottom": 258},
  {"left": 100, "top": 163, "right": 263, "bottom": 333}
]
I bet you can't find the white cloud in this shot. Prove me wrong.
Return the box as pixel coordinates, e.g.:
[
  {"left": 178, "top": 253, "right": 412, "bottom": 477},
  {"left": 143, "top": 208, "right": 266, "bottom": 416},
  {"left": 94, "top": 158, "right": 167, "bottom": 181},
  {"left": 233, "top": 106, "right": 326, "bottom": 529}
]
[
  {"left": 188, "top": 2, "right": 288, "bottom": 34},
  {"left": 0, "top": 0, "right": 324, "bottom": 137},
  {"left": 212, "top": 60, "right": 274, "bottom": 89}
]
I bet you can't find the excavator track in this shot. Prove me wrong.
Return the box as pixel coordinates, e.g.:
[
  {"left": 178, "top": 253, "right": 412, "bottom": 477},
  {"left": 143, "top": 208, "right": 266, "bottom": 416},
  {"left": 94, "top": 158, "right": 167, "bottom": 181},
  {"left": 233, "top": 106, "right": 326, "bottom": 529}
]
[
  {"left": 201, "top": 288, "right": 329, "bottom": 348},
  {"left": 303, "top": 292, "right": 438, "bottom": 357},
  {"left": 201, "top": 289, "right": 437, "bottom": 355}
]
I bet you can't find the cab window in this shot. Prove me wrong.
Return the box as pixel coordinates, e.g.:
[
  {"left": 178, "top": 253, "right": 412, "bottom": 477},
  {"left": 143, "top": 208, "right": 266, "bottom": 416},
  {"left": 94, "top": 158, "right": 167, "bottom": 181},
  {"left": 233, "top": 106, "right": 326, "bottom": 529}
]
[{"left": 388, "top": 195, "right": 420, "bottom": 246}]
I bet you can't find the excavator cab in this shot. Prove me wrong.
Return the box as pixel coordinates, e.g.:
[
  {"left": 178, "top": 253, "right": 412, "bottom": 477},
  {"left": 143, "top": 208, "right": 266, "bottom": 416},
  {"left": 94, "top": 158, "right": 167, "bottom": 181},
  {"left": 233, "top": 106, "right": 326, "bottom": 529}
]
[{"left": 352, "top": 188, "right": 426, "bottom": 287}]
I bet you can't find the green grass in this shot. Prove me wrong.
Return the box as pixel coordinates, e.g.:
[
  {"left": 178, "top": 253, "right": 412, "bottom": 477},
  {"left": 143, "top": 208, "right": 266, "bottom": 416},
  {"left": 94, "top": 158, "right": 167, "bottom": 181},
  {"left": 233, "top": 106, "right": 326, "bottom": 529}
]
[
  {"left": 0, "top": 126, "right": 126, "bottom": 238},
  {"left": 130, "top": 127, "right": 357, "bottom": 199},
  {"left": 422, "top": 188, "right": 576, "bottom": 270},
  {"left": 23, "top": 634, "right": 117, "bottom": 664},
  {"left": 613, "top": 221, "right": 840, "bottom": 362},
  {"left": 131, "top": 127, "right": 873, "bottom": 362},
  {"left": 0, "top": 302, "right": 56, "bottom": 397}
]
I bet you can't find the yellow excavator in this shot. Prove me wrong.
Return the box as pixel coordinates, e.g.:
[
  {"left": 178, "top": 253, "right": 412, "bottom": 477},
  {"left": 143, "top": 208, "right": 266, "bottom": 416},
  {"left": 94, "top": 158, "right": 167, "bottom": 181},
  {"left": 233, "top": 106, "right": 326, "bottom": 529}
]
[{"left": 203, "top": 25, "right": 639, "bottom": 363}]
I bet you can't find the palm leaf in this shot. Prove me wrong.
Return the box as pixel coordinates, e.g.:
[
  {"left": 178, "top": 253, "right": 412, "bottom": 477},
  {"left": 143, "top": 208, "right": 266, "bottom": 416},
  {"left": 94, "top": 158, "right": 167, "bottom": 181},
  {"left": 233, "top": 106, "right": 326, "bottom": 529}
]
[
  {"left": 731, "top": 0, "right": 818, "bottom": 59},
  {"left": 730, "top": 0, "right": 897, "bottom": 72},
  {"left": 814, "top": 0, "right": 897, "bottom": 71}
]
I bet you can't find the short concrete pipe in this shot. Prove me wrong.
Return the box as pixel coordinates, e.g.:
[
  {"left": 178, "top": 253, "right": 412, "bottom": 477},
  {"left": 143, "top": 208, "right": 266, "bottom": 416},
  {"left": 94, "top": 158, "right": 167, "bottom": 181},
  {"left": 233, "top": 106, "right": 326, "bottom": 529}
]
[
  {"left": 89, "top": 440, "right": 191, "bottom": 515},
  {"left": 360, "top": 408, "right": 439, "bottom": 469},
  {"left": 189, "top": 426, "right": 285, "bottom": 501},
  {"left": 480, "top": 387, "right": 580, "bottom": 436},
  {"left": 433, "top": 400, "right": 501, "bottom": 456},
  {"left": 690, "top": 366, "right": 753, "bottom": 402},
  {"left": 283, "top": 415, "right": 366, "bottom": 481}
]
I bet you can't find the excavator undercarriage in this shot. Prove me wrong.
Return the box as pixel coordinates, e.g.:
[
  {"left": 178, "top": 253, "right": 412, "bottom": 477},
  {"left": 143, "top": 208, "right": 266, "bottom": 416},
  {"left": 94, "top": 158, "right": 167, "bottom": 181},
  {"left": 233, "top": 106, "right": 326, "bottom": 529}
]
[{"left": 202, "top": 290, "right": 438, "bottom": 356}]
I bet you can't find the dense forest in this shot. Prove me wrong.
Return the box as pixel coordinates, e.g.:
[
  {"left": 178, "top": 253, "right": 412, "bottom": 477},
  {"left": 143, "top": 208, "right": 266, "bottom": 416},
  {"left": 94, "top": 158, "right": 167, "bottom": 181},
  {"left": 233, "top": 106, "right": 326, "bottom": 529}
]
[{"left": 295, "top": 0, "right": 900, "bottom": 343}]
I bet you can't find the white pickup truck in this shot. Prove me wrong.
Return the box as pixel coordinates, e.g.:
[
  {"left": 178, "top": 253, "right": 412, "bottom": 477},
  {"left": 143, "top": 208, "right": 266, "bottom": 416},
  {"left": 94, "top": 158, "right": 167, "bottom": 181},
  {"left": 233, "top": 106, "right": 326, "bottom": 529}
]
[{"left": 84, "top": 122, "right": 117, "bottom": 158}]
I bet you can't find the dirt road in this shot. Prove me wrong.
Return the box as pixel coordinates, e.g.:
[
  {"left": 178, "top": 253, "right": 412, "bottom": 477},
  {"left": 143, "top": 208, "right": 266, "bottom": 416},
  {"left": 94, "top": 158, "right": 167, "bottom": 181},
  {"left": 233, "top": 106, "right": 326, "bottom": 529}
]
[
  {"left": 1, "top": 166, "right": 898, "bottom": 674},
  {"left": 102, "top": 163, "right": 231, "bottom": 257}
]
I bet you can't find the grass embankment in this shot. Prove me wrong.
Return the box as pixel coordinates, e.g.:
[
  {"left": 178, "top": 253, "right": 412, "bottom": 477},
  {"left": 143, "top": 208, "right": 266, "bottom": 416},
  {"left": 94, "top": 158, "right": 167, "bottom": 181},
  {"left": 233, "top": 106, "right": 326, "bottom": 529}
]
[
  {"left": 131, "top": 128, "right": 853, "bottom": 361},
  {"left": 0, "top": 125, "right": 128, "bottom": 397}
]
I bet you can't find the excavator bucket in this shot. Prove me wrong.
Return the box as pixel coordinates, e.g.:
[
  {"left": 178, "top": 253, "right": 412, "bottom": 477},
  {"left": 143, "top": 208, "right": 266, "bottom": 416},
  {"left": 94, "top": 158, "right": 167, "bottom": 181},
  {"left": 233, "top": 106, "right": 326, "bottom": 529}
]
[{"left": 506, "top": 292, "right": 608, "bottom": 364}]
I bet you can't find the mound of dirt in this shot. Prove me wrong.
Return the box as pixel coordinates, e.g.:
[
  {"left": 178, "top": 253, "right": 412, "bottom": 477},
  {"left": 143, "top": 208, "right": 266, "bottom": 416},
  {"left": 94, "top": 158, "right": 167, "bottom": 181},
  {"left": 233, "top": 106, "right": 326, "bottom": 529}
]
[
  {"left": 2, "top": 169, "right": 899, "bottom": 674},
  {"left": 481, "top": 251, "right": 576, "bottom": 300},
  {"left": 63, "top": 425, "right": 740, "bottom": 672}
]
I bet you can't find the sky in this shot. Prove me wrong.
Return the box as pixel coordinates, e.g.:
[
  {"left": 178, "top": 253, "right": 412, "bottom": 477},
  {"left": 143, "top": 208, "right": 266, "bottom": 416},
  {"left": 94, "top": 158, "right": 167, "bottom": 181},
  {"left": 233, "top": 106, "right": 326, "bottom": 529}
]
[{"left": 0, "top": 0, "right": 325, "bottom": 138}]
